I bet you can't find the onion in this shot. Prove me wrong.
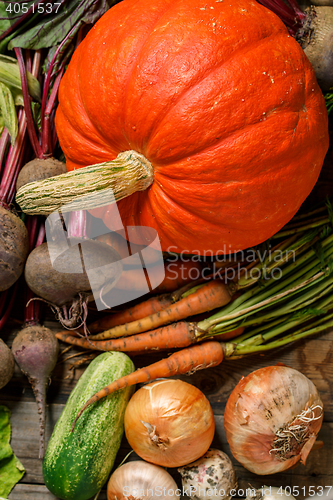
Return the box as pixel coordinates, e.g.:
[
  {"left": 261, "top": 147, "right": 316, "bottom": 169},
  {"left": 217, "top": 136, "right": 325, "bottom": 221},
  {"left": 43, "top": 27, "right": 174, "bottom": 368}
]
[
  {"left": 224, "top": 365, "right": 323, "bottom": 475},
  {"left": 124, "top": 379, "right": 215, "bottom": 467},
  {"left": 107, "top": 460, "right": 179, "bottom": 500},
  {"left": 178, "top": 449, "right": 237, "bottom": 500}
]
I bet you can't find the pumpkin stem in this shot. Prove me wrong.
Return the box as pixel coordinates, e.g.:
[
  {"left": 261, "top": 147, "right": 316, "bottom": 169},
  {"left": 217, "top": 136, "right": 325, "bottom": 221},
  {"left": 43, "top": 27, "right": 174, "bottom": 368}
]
[{"left": 15, "top": 150, "right": 154, "bottom": 215}]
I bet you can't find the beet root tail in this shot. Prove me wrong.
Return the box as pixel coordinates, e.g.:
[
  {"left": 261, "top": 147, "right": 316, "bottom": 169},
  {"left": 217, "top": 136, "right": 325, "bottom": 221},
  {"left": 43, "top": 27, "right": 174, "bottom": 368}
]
[{"left": 30, "top": 378, "right": 48, "bottom": 459}]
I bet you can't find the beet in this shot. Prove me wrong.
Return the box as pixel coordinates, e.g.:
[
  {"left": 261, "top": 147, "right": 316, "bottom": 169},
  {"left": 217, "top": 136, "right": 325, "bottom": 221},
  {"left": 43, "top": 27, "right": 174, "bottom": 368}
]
[
  {"left": 0, "top": 338, "right": 15, "bottom": 389},
  {"left": 0, "top": 206, "right": 29, "bottom": 292},
  {"left": 24, "top": 238, "right": 123, "bottom": 327},
  {"left": 11, "top": 325, "right": 59, "bottom": 459},
  {"left": 16, "top": 157, "right": 67, "bottom": 192},
  {"left": 297, "top": 6, "right": 333, "bottom": 91}
]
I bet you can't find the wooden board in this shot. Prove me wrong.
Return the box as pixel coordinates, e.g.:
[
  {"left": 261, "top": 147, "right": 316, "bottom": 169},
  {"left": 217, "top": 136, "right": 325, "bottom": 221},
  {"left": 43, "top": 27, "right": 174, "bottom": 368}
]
[{"left": 1, "top": 320, "right": 333, "bottom": 500}]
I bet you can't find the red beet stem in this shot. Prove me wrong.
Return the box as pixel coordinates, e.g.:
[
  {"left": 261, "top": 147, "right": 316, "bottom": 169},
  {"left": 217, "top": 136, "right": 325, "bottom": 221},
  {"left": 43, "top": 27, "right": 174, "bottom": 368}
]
[
  {"left": 6, "top": 128, "right": 29, "bottom": 205},
  {"left": 14, "top": 48, "right": 43, "bottom": 159},
  {"left": 0, "top": 51, "right": 42, "bottom": 204},
  {"left": 40, "top": 23, "right": 75, "bottom": 156},
  {"left": 0, "top": 110, "right": 27, "bottom": 203},
  {"left": 0, "top": 283, "right": 18, "bottom": 332},
  {"left": 42, "top": 68, "right": 64, "bottom": 157},
  {"left": 0, "top": 129, "right": 9, "bottom": 170},
  {"left": 67, "top": 210, "right": 88, "bottom": 239},
  {"left": 24, "top": 217, "right": 45, "bottom": 325}
]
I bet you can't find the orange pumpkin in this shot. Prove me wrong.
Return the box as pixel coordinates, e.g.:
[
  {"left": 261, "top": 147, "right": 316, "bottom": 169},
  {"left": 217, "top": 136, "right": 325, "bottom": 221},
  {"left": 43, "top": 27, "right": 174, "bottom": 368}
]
[{"left": 55, "top": 0, "right": 329, "bottom": 255}]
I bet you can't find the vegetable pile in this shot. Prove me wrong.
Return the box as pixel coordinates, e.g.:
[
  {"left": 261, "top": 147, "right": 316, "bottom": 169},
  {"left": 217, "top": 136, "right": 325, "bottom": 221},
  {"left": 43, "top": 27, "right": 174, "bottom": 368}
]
[
  {"left": 16, "top": 0, "right": 329, "bottom": 255},
  {"left": 0, "top": 0, "right": 332, "bottom": 497}
]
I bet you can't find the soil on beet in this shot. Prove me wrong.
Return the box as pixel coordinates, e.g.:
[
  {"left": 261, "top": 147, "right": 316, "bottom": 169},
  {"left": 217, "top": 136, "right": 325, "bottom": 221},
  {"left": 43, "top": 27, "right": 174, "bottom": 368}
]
[{"left": 0, "top": 207, "right": 29, "bottom": 292}]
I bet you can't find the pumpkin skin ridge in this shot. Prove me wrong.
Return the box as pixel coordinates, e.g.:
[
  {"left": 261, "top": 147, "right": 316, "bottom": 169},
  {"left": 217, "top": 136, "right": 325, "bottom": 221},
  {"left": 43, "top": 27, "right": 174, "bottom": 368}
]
[
  {"left": 56, "top": 0, "right": 182, "bottom": 165},
  {"left": 151, "top": 106, "right": 311, "bottom": 177},
  {"left": 74, "top": 0, "right": 185, "bottom": 158},
  {"left": 140, "top": 185, "right": 233, "bottom": 253},
  {"left": 146, "top": 117, "right": 324, "bottom": 237},
  {"left": 68, "top": 0, "right": 288, "bottom": 162},
  {"left": 152, "top": 103, "right": 324, "bottom": 190},
  {"left": 57, "top": 0, "right": 322, "bottom": 169},
  {"left": 56, "top": 50, "right": 121, "bottom": 162},
  {"left": 151, "top": 173, "right": 290, "bottom": 231},
  {"left": 146, "top": 46, "right": 322, "bottom": 165},
  {"left": 129, "top": 19, "right": 290, "bottom": 161},
  {"left": 150, "top": 176, "right": 242, "bottom": 232},
  {"left": 75, "top": 35, "right": 132, "bottom": 155},
  {"left": 112, "top": 1, "right": 186, "bottom": 155},
  {"left": 55, "top": 107, "right": 121, "bottom": 170},
  {"left": 135, "top": 32, "right": 287, "bottom": 157},
  {"left": 99, "top": 185, "right": 237, "bottom": 255}
]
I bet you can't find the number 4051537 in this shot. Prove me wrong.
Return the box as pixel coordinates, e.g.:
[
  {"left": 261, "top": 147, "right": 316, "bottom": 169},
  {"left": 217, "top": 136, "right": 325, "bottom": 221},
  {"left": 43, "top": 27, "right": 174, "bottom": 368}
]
[{"left": 5, "top": 3, "right": 61, "bottom": 14}]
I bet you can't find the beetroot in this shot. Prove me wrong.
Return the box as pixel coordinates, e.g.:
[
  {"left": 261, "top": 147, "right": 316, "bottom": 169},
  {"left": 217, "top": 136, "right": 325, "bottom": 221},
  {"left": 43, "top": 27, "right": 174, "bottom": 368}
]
[
  {"left": 0, "top": 338, "right": 15, "bottom": 389},
  {"left": 16, "top": 157, "right": 67, "bottom": 191},
  {"left": 11, "top": 325, "right": 59, "bottom": 459},
  {"left": 297, "top": 6, "right": 333, "bottom": 91},
  {"left": 24, "top": 238, "right": 123, "bottom": 328},
  {"left": 0, "top": 206, "right": 29, "bottom": 291}
]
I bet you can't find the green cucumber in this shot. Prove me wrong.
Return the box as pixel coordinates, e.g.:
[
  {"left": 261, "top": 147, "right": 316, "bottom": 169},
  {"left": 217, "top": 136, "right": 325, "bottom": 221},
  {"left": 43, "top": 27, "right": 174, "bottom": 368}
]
[{"left": 42, "top": 351, "right": 135, "bottom": 500}]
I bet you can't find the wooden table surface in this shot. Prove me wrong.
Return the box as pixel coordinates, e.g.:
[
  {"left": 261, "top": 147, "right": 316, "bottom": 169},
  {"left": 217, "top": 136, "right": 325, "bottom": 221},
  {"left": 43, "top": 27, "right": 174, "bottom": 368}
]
[{"left": 0, "top": 314, "right": 332, "bottom": 500}]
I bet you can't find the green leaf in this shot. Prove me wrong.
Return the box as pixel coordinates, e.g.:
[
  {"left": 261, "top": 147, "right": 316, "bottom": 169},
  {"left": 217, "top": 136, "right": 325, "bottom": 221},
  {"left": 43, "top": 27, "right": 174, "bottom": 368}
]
[
  {"left": 0, "top": 82, "right": 18, "bottom": 142},
  {"left": 8, "top": 0, "right": 112, "bottom": 50},
  {"left": 0, "top": 55, "right": 41, "bottom": 102},
  {"left": 0, "top": 406, "right": 25, "bottom": 497},
  {"left": 0, "top": 1, "right": 18, "bottom": 36},
  {"left": 11, "top": 88, "right": 24, "bottom": 107},
  {"left": 0, "top": 7, "right": 39, "bottom": 54}
]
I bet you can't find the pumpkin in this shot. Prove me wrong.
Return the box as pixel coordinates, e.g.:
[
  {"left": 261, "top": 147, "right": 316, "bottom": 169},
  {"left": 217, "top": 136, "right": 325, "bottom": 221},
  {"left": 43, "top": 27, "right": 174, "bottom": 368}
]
[{"left": 49, "top": 0, "right": 330, "bottom": 253}]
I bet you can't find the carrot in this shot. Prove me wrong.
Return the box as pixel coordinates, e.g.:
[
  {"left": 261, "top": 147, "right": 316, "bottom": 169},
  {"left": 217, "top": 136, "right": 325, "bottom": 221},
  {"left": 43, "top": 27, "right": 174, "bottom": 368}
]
[
  {"left": 71, "top": 340, "right": 224, "bottom": 430},
  {"left": 90, "top": 280, "right": 233, "bottom": 340},
  {"left": 85, "top": 273, "right": 212, "bottom": 334},
  {"left": 55, "top": 322, "right": 245, "bottom": 353},
  {"left": 56, "top": 321, "right": 197, "bottom": 351},
  {"left": 86, "top": 293, "right": 175, "bottom": 333}
]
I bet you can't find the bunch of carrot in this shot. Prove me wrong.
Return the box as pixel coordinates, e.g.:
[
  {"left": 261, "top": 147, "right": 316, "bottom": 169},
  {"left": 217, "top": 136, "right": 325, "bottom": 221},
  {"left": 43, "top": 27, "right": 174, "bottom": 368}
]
[{"left": 55, "top": 199, "right": 333, "bottom": 427}]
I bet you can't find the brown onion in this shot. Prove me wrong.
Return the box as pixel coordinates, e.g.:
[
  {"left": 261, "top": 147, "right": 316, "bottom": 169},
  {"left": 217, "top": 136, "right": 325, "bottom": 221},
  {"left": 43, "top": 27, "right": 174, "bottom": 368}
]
[
  {"left": 224, "top": 365, "right": 323, "bottom": 475},
  {"left": 124, "top": 379, "right": 215, "bottom": 467}
]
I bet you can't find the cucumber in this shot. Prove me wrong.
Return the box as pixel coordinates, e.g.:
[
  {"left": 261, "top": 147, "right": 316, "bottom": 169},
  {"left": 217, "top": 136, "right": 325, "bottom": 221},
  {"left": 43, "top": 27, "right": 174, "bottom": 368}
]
[{"left": 42, "top": 351, "right": 135, "bottom": 500}]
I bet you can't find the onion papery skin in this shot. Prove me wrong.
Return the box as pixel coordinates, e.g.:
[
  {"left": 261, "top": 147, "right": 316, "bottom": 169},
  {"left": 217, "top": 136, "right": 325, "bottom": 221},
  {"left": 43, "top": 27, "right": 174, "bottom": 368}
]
[
  {"left": 224, "top": 366, "right": 323, "bottom": 475},
  {"left": 124, "top": 379, "right": 215, "bottom": 467},
  {"left": 107, "top": 460, "right": 179, "bottom": 500}
]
